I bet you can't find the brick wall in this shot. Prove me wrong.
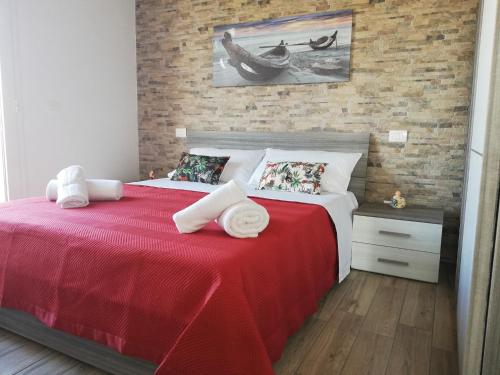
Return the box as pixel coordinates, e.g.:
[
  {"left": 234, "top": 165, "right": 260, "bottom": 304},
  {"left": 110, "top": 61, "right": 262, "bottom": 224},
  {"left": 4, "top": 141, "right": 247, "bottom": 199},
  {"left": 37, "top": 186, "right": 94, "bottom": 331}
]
[{"left": 136, "top": 0, "right": 478, "bottom": 260}]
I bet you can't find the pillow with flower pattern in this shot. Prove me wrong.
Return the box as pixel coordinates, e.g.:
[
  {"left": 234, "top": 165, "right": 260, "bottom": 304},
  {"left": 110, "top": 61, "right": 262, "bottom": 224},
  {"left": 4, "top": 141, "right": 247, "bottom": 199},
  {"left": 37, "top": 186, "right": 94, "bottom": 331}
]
[
  {"left": 257, "top": 161, "right": 327, "bottom": 195},
  {"left": 171, "top": 152, "right": 230, "bottom": 185}
]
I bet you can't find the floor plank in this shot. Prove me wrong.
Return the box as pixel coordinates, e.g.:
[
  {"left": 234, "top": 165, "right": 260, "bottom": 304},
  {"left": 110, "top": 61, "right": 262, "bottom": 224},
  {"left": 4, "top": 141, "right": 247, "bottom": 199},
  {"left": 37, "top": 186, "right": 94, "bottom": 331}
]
[
  {"left": 273, "top": 316, "right": 326, "bottom": 375},
  {"left": 362, "top": 277, "right": 408, "bottom": 337},
  {"left": 338, "top": 272, "right": 382, "bottom": 316},
  {"left": 432, "top": 270, "right": 457, "bottom": 351},
  {"left": 429, "top": 347, "right": 458, "bottom": 375},
  {"left": 0, "top": 341, "right": 52, "bottom": 374},
  {"left": 385, "top": 324, "right": 432, "bottom": 375},
  {"left": 0, "top": 333, "right": 30, "bottom": 356},
  {"left": 16, "top": 352, "right": 81, "bottom": 375},
  {"left": 340, "top": 330, "right": 393, "bottom": 375},
  {"left": 0, "top": 329, "right": 105, "bottom": 375},
  {"left": 380, "top": 276, "right": 409, "bottom": 290},
  {"left": 315, "top": 271, "right": 358, "bottom": 321},
  {"left": 296, "top": 311, "right": 363, "bottom": 375},
  {"left": 400, "top": 280, "right": 436, "bottom": 332}
]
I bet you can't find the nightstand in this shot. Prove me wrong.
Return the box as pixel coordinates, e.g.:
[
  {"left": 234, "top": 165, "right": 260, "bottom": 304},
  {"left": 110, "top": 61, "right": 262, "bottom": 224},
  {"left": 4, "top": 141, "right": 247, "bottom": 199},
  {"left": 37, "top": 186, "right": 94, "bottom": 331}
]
[{"left": 352, "top": 203, "right": 444, "bottom": 283}]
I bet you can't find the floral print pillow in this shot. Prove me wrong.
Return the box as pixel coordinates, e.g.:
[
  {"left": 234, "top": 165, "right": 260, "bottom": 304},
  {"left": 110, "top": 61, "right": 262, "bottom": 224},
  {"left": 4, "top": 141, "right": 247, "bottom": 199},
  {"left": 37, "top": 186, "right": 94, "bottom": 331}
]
[
  {"left": 171, "top": 153, "right": 230, "bottom": 185},
  {"left": 257, "top": 161, "right": 327, "bottom": 195}
]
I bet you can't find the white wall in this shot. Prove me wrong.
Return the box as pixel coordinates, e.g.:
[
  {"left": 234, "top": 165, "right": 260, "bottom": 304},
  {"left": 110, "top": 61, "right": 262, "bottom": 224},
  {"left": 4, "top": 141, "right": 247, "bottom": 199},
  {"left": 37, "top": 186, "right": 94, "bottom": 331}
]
[
  {"left": 0, "top": 93, "right": 6, "bottom": 202},
  {"left": 0, "top": 0, "right": 139, "bottom": 199}
]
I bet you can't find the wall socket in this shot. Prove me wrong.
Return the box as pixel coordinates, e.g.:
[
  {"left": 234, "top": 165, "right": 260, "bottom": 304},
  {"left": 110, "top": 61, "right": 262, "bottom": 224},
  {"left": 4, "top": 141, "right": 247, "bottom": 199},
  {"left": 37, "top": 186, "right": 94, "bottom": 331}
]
[
  {"left": 388, "top": 130, "right": 408, "bottom": 143},
  {"left": 175, "top": 128, "right": 187, "bottom": 138}
]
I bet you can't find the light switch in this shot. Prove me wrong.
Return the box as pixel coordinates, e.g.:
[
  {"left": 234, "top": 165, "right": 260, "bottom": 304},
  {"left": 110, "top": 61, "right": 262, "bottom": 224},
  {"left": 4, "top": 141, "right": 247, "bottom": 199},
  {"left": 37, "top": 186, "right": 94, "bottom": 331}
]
[
  {"left": 388, "top": 130, "right": 408, "bottom": 143},
  {"left": 175, "top": 128, "right": 187, "bottom": 138}
]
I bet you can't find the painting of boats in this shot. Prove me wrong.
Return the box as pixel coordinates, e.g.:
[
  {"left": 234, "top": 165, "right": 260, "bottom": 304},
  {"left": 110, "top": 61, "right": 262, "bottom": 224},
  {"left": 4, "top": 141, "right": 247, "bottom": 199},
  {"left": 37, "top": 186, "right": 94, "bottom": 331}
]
[
  {"left": 221, "top": 33, "right": 290, "bottom": 81},
  {"left": 213, "top": 9, "right": 352, "bottom": 87}
]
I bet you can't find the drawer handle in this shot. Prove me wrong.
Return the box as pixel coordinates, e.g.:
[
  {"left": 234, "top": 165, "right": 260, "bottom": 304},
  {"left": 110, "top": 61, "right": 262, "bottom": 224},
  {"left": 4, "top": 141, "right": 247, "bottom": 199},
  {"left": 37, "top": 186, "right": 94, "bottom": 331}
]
[
  {"left": 378, "top": 230, "right": 411, "bottom": 238},
  {"left": 377, "top": 258, "right": 409, "bottom": 267}
]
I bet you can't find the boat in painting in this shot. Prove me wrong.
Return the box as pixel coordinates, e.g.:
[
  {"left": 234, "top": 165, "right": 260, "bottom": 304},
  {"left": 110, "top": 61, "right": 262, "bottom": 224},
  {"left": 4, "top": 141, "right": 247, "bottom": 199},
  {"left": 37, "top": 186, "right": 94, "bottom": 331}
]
[
  {"left": 288, "top": 31, "right": 338, "bottom": 50},
  {"left": 221, "top": 32, "right": 290, "bottom": 81},
  {"left": 309, "top": 31, "right": 338, "bottom": 50}
]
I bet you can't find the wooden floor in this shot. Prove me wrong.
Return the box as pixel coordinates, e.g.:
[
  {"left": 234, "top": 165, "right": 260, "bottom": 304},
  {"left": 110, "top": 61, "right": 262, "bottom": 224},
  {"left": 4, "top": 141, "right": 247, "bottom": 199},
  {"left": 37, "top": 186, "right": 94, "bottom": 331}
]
[
  {"left": 0, "top": 330, "right": 106, "bottom": 374},
  {"left": 274, "top": 263, "right": 458, "bottom": 375},
  {"left": 0, "top": 265, "right": 457, "bottom": 375}
]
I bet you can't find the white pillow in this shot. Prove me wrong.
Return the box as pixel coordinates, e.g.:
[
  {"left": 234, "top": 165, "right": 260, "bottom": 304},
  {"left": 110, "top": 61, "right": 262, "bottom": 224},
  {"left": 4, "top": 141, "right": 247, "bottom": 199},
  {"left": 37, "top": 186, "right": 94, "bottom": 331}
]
[
  {"left": 249, "top": 148, "right": 362, "bottom": 194},
  {"left": 189, "top": 148, "right": 265, "bottom": 184}
]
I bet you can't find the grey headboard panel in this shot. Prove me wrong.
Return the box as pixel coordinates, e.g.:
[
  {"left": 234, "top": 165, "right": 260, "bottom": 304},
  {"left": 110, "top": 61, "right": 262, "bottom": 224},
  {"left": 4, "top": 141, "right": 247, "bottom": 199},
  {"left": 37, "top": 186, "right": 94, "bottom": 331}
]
[{"left": 187, "top": 131, "right": 370, "bottom": 203}]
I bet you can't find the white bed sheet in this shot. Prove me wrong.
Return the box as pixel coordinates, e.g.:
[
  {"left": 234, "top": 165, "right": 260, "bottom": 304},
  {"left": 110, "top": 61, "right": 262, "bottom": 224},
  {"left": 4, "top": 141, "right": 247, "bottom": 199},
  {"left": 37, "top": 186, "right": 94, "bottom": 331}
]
[{"left": 130, "top": 179, "right": 358, "bottom": 282}]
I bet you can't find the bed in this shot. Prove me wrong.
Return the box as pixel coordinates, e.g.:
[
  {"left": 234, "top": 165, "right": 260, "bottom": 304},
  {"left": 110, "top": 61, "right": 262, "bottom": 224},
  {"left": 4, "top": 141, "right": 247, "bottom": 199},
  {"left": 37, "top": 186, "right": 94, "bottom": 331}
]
[{"left": 0, "top": 131, "right": 369, "bottom": 375}]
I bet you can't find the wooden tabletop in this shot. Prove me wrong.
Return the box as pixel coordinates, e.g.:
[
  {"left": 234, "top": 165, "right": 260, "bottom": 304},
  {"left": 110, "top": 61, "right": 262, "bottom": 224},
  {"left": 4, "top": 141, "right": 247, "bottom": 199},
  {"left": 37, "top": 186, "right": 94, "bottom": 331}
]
[{"left": 354, "top": 203, "right": 444, "bottom": 225}]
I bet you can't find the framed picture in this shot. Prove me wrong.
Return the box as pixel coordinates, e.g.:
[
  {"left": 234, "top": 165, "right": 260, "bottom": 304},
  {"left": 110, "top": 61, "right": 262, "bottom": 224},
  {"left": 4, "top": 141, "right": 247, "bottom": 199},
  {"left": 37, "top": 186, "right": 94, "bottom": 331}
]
[{"left": 212, "top": 9, "right": 352, "bottom": 87}]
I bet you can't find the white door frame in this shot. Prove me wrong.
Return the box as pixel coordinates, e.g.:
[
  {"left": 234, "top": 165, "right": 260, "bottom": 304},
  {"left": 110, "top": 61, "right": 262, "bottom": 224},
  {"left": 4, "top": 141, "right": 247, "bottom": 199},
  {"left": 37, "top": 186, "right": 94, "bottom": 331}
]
[{"left": 0, "top": 0, "right": 27, "bottom": 200}]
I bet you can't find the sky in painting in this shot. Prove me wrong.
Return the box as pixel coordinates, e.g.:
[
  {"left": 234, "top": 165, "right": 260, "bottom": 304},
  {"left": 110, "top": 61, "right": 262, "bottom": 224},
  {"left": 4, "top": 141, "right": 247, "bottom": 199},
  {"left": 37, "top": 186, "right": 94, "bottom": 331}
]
[{"left": 213, "top": 9, "right": 352, "bottom": 40}]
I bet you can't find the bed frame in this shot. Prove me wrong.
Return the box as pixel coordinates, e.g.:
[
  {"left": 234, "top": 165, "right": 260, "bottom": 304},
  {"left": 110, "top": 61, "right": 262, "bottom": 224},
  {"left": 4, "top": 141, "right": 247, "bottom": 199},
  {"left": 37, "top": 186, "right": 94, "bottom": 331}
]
[{"left": 0, "top": 131, "right": 370, "bottom": 374}]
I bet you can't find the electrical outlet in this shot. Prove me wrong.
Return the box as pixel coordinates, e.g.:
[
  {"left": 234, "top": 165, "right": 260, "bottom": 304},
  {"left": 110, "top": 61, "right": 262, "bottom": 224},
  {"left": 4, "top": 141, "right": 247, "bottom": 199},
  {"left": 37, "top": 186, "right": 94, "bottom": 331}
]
[
  {"left": 175, "top": 128, "right": 187, "bottom": 138},
  {"left": 388, "top": 130, "right": 408, "bottom": 143}
]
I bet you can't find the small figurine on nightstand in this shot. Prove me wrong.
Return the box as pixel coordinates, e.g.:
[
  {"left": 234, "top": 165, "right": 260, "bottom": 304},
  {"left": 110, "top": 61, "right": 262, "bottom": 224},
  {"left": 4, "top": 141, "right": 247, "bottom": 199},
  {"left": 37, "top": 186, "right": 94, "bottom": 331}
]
[
  {"left": 391, "top": 190, "right": 406, "bottom": 209},
  {"left": 149, "top": 170, "right": 156, "bottom": 180}
]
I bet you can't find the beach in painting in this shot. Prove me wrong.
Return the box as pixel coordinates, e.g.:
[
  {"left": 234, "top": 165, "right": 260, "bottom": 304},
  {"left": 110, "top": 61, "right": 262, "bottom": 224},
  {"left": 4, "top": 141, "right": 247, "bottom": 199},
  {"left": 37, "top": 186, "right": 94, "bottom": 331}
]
[{"left": 213, "top": 10, "right": 352, "bottom": 87}]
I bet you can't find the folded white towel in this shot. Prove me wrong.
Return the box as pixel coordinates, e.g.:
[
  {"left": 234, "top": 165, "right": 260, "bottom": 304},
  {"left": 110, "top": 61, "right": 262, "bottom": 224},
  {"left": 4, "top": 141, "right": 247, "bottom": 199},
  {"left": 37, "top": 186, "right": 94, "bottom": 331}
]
[
  {"left": 217, "top": 198, "right": 269, "bottom": 238},
  {"left": 46, "top": 179, "right": 123, "bottom": 201},
  {"left": 173, "top": 180, "right": 247, "bottom": 233},
  {"left": 56, "top": 166, "right": 89, "bottom": 209}
]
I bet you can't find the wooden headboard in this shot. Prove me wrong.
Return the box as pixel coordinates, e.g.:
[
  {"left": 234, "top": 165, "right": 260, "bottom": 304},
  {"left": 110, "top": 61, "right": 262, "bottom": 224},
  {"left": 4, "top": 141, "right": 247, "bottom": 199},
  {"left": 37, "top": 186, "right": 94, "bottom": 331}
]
[{"left": 187, "top": 131, "right": 370, "bottom": 203}]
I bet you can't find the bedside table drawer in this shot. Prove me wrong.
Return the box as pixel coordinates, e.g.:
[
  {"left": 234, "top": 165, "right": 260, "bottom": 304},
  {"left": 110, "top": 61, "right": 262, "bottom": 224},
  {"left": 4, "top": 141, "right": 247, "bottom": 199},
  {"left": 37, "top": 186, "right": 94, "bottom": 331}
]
[
  {"left": 352, "top": 242, "right": 440, "bottom": 283},
  {"left": 353, "top": 215, "right": 442, "bottom": 253}
]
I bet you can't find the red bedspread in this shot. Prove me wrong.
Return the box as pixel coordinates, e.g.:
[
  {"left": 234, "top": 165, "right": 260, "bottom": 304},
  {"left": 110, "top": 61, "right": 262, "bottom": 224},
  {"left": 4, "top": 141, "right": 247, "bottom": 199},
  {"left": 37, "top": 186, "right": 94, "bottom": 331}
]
[{"left": 0, "top": 185, "right": 337, "bottom": 374}]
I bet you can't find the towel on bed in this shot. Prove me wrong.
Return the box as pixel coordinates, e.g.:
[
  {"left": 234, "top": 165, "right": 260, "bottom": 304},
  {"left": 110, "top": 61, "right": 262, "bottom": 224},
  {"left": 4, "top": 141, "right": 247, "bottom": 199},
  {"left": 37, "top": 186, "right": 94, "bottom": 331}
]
[
  {"left": 173, "top": 180, "right": 246, "bottom": 233},
  {"left": 217, "top": 198, "right": 269, "bottom": 238},
  {"left": 56, "top": 166, "right": 89, "bottom": 209},
  {"left": 47, "top": 179, "right": 123, "bottom": 201}
]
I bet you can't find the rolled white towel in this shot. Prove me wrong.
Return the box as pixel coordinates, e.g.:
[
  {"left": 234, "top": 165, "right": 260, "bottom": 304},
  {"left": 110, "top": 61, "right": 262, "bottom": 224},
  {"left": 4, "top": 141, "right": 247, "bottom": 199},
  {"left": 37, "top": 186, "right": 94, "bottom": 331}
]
[
  {"left": 56, "top": 166, "right": 89, "bottom": 209},
  {"left": 173, "top": 180, "right": 246, "bottom": 233},
  {"left": 217, "top": 199, "right": 269, "bottom": 238},
  {"left": 46, "top": 179, "right": 123, "bottom": 201}
]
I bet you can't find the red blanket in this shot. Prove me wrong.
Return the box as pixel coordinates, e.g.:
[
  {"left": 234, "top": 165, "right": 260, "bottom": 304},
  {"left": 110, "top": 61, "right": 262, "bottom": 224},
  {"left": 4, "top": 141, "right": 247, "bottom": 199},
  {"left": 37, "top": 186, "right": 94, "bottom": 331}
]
[{"left": 0, "top": 185, "right": 337, "bottom": 374}]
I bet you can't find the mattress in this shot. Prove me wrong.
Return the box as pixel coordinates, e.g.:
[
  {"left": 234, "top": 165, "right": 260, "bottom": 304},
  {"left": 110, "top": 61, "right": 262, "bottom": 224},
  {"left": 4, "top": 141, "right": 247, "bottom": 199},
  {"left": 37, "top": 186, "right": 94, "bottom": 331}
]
[{"left": 0, "top": 183, "right": 351, "bottom": 374}]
